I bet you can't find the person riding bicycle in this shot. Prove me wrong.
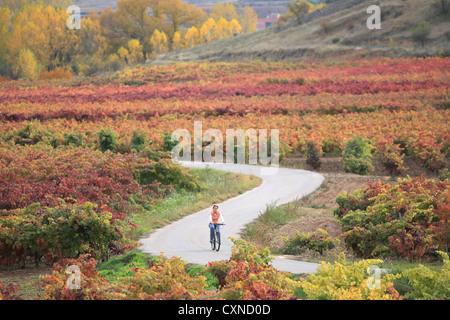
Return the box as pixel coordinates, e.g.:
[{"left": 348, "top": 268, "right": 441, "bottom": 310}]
[{"left": 209, "top": 205, "right": 225, "bottom": 243}]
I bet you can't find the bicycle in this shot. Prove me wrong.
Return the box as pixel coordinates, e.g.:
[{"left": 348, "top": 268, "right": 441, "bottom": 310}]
[{"left": 210, "top": 223, "right": 224, "bottom": 251}]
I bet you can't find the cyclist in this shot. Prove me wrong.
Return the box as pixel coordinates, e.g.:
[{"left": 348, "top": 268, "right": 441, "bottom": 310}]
[{"left": 209, "top": 205, "right": 225, "bottom": 243}]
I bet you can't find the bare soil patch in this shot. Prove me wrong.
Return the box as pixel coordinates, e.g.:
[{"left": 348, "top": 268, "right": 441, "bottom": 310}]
[{"left": 0, "top": 266, "right": 51, "bottom": 300}]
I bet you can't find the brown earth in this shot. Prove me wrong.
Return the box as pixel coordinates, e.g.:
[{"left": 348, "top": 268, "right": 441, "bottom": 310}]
[{"left": 0, "top": 266, "right": 51, "bottom": 300}]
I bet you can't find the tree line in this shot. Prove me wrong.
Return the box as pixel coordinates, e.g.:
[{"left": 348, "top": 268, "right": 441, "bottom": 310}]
[{"left": 0, "top": 0, "right": 258, "bottom": 79}]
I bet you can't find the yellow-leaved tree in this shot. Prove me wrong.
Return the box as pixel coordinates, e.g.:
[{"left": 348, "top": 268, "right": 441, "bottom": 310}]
[
  {"left": 158, "top": 0, "right": 206, "bottom": 40},
  {"left": 184, "top": 26, "right": 200, "bottom": 48},
  {"left": 210, "top": 2, "right": 239, "bottom": 22},
  {"left": 7, "top": 4, "right": 79, "bottom": 73},
  {"left": 0, "top": 7, "right": 10, "bottom": 73},
  {"left": 117, "top": 46, "right": 130, "bottom": 64},
  {"left": 200, "top": 18, "right": 217, "bottom": 43},
  {"left": 149, "top": 29, "right": 169, "bottom": 57},
  {"left": 213, "top": 17, "right": 228, "bottom": 40},
  {"left": 127, "top": 39, "right": 144, "bottom": 64},
  {"left": 238, "top": 5, "right": 257, "bottom": 34},
  {"left": 229, "top": 19, "right": 242, "bottom": 36},
  {"left": 114, "top": 0, "right": 165, "bottom": 55},
  {"left": 13, "top": 48, "right": 40, "bottom": 80},
  {"left": 209, "top": 3, "right": 244, "bottom": 39},
  {"left": 172, "top": 31, "right": 183, "bottom": 51}
]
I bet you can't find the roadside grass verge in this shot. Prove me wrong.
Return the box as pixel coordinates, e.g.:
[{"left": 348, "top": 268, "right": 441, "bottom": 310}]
[
  {"left": 243, "top": 198, "right": 338, "bottom": 256},
  {"left": 129, "top": 167, "right": 262, "bottom": 239}
]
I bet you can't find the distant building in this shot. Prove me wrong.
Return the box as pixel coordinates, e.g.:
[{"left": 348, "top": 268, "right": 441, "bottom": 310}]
[{"left": 257, "top": 13, "right": 280, "bottom": 31}]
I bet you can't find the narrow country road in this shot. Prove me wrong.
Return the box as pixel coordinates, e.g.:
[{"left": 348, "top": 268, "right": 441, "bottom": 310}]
[{"left": 139, "top": 162, "right": 325, "bottom": 274}]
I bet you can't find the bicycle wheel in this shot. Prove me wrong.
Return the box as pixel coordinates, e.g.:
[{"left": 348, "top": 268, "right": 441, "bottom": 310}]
[
  {"left": 210, "top": 236, "right": 215, "bottom": 250},
  {"left": 215, "top": 230, "right": 221, "bottom": 251}
]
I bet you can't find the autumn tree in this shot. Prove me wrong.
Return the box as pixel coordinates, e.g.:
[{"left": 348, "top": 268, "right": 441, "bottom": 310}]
[
  {"left": 7, "top": 4, "right": 79, "bottom": 72},
  {"left": 213, "top": 17, "right": 242, "bottom": 39},
  {"left": 237, "top": 5, "right": 257, "bottom": 34},
  {"left": 13, "top": 48, "right": 40, "bottom": 80},
  {"left": 172, "top": 31, "right": 183, "bottom": 51},
  {"left": 229, "top": 19, "right": 242, "bottom": 36},
  {"left": 127, "top": 39, "right": 145, "bottom": 64},
  {"left": 214, "top": 17, "right": 228, "bottom": 40},
  {"left": 200, "top": 18, "right": 217, "bottom": 43},
  {"left": 210, "top": 2, "right": 239, "bottom": 22},
  {"left": 78, "top": 11, "right": 109, "bottom": 58},
  {"left": 117, "top": 46, "right": 130, "bottom": 64},
  {"left": 0, "top": 7, "right": 10, "bottom": 75},
  {"left": 114, "top": 0, "right": 165, "bottom": 55},
  {"left": 158, "top": 0, "right": 206, "bottom": 41},
  {"left": 0, "top": 0, "right": 71, "bottom": 14},
  {"left": 99, "top": 7, "right": 128, "bottom": 55},
  {"left": 287, "top": 0, "right": 312, "bottom": 24},
  {"left": 184, "top": 26, "right": 200, "bottom": 48},
  {"left": 149, "top": 29, "right": 169, "bottom": 56}
]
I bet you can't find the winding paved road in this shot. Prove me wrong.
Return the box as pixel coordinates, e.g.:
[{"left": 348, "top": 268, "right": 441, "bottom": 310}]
[{"left": 139, "top": 162, "right": 325, "bottom": 273}]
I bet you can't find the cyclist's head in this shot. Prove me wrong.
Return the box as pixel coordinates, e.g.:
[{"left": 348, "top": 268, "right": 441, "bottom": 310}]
[{"left": 212, "top": 205, "right": 219, "bottom": 210}]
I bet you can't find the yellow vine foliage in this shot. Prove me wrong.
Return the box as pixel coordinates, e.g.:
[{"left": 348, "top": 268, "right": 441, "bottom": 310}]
[{"left": 299, "top": 253, "right": 402, "bottom": 300}]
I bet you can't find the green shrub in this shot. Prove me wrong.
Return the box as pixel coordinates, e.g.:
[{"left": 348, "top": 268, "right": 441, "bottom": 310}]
[
  {"left": 0, "top": 202, "right": 137, "bottom": 265},
  {"left": 335, "top": 177, "right": 449, "bottom": 260},
  {"left": 63, "top": 131, "right": 85, "bottom": 147},
  {"left": 322, "top": 138, "right": 341, "bottom": 154},
  {"left": 295, "top": 77, "right": 305, "bottom": 85},
  {"left": 304, "top": 140, "right": 322, "bottom": 170},
  {"left": 162, "top": 132, "right": 178, "bottom": 152},
  {"left": 15, "top": 123, "right": 44, "bottom": 146},
  {"left": 134, "top": 158, "right": 203, "bottom": 191},
  {"left": 411, "top": 21, "right": 430, "bottom": 47},
  {"left": 130, "top": 129, "right": 148, "bottom": 152},
  {"left": 342, "top": 136, "right": 374, "bottom": 175},
  {"left": 283, "top": 229, "right": 339, "bottom": 255},
  {"left": 260, "top": 77, "right": 290, "bottom": 85},
  {"left": 97, "top": 128, "right": 118, "bottom": 152},
  {"left": 401, "top": 251, "right": 450, "bottom": 300},
  {"left": 439, "top": 168, "right": 449, "bottom": 181},
  {"left": 229, "top": 237, "right": 273, "bottom": 266},
  {"left": 333, "top": 189, "right": 376, "bottom": 219}
]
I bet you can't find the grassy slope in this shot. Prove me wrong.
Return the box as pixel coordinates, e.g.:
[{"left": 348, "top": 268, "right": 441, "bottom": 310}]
[{"left": 151, "top": 0, "right": 450, "bottom": 64}]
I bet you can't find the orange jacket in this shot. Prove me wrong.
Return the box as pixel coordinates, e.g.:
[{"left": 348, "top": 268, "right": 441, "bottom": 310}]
[{"left": 210, "top": 210, "right": 224, "bottom": 224}]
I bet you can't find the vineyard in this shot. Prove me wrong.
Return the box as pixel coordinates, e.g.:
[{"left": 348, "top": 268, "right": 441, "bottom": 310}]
[
  {"left": 1, "top": 57, "right": 448, "bottom": 171},
  {"left": 0, "top": 57, "right": 449, "bottom": 300}
]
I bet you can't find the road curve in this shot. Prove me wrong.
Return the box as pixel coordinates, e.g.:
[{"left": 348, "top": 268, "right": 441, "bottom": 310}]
[{"left": 139, "top": 162, "right": 325, "bottom": 274}]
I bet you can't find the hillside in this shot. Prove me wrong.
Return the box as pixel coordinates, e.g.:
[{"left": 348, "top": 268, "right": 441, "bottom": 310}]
[{"left": 150, "top": 0, "right": 450, "bottom": 63}]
